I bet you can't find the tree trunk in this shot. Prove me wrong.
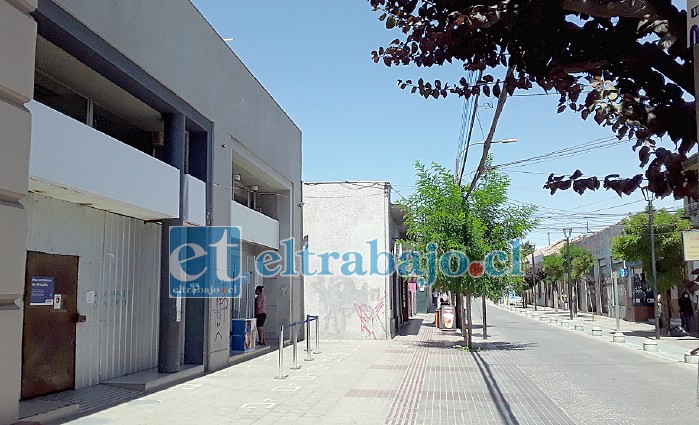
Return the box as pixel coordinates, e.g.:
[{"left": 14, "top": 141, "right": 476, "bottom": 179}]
[
  {"left": 661, "top": 289, "right": 672, "bottom": 334},
  {"left": 455, "top": 292, "right": 461, "bottom": 330},
  {"left": 465, "top": 293, "right": 473, "bottom": 349}
]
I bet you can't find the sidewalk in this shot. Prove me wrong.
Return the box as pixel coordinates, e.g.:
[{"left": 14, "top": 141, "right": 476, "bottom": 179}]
[
  {"left": 42, "top": 315, "right": 577, "bottom": 425},
  {"left": 34, "top": 307, "right": 699, "bottom": 425},
  {"left": 503, "top": 303, "right": 699, "bottom": 363}
]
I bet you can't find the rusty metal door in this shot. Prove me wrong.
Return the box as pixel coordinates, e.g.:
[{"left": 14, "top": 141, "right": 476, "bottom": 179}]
[{"left": 21, "top": 251, "right": 78, "bottom": 399}]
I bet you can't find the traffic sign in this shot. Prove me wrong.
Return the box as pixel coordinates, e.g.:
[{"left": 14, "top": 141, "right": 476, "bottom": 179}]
[{"left": 619, "top": 268, "right": 627, "bottom": 277}]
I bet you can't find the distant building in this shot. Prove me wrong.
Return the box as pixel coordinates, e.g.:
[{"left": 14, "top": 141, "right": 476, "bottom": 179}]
[{"left": 302, "top": 182, "right": 412, "bottom": 340}]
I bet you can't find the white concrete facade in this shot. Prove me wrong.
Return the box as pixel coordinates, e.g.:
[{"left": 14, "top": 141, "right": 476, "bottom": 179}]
[
  {"left": 303, "top": 182, "right": 403, "bottom": 340},
  {"left": 0, "top": 1, "right": 302, "bottom": 422},
  {"left": 0, "top": 0, "right": 36, "bottom": 422}
]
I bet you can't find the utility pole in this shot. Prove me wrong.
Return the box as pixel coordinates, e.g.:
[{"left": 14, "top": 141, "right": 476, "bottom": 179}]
[
  {"left": 642, "top": 187, "right": 660, "bottom": 340},
  {"left": 563, "top": 228, "right": 573, "bottom": 320},
  {"left": 532, "top": 251, "right": 537, "bottom": 312}
]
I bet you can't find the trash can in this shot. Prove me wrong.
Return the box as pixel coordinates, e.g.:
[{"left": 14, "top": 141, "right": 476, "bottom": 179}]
[
  {"left": 231, "top": 318, "right": 256, "bottom": 351},
  {"left": 440, "top": 305, "right": 455, "bottom": 330}
]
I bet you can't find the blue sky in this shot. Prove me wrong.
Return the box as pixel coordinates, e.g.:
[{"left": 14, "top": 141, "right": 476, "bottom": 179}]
[{"left": 191, "top": 0, "right": 687, "bottom": 249}]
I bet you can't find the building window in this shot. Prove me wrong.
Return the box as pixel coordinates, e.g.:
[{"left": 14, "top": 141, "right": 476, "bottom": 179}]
[
  {"left": 92, "top": 103, "right": 152, "bottom": 155},
  {"left": 34, "top": 71, "right": 88, "bottom": 123},
  {"left": 34, "top": 71, "right": 153, "bottom": 156}
]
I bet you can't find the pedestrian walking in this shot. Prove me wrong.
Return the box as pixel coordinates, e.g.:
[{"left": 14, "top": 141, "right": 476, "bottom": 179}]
[
  {"left": 679, "top": 291, "right": 694, "bottom": 332},
  {"left": 255, "top": 285, "right": 267, "bottom": 345}
]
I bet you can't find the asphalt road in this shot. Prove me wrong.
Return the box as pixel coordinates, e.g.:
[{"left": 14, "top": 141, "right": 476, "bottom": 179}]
[{"left": 472, "top": 303, "right": 698, "bottom": 425}]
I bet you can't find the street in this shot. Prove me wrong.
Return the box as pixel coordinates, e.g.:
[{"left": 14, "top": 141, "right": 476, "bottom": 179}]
[{"left": 52, "top": 302, "right": 698, "bottom": 425}]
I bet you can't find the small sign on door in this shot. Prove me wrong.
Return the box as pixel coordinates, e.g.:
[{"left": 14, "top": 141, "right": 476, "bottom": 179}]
[{"left": 30, "top": 276, "right": 54, "bottom": 306}]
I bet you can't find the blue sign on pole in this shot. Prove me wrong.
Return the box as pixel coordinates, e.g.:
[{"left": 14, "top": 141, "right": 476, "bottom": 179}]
[
  {"left": 619, "top": 268, "right": 627, "bottom": 278},
  {"left": 241, "top": 272, "right": 251, "bottom": 287},
  {"left": 30, "top": 276, "right": 54, "bottom": 305},
  {"left": 169, "top": 226, "right": 242, "bottom": 298}
]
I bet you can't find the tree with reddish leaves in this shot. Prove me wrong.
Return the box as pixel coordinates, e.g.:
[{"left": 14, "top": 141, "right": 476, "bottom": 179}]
[{"left": 369, "top": 0, "right": 697, "bottom": 200}]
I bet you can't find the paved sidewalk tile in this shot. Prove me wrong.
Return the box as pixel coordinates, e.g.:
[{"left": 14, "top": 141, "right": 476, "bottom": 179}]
[{"left": 52, "top": 309, "right": 698, "bottom": 425}]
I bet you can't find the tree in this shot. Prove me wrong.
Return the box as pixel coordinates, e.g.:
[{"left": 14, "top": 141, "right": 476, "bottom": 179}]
[
  {"left": 542, "top": 254, "right": 565, "bottom": 313},
  {"left": 398, "top": 161, "right": 537, "bottom": 347},
  {"left": 566, "top": 244, "right": 595, "bottom": 315},
  {"left": 520, "top": 241, "right": 538, "bottom": 307},
  {"left": 468, "top": 167, "right": 539, "bottom": 336},
  {"left": 369, "top": 1, "right": 697, "bottom": 200},
  {"left": 612, "top": 208, "right": 692, "bottom": 331}
]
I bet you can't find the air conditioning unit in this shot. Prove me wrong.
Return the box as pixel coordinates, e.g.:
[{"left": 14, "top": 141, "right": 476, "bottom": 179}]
[{"left": 151, "top": 131, "right": 164, "bottom": 147}]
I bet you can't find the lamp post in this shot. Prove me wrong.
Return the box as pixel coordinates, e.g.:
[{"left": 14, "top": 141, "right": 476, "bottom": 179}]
[
  {"left": 532, "top": 250, "right": 537, "bottom": 312},
  {"left": 563, "top": 228, "right": 573, "bottom": 320},
  {"left": 456, "top": 138, "right": 517, "bottom": 187},
  {"left": 641, "top": 187, "right": 660, "bottom": 340}
]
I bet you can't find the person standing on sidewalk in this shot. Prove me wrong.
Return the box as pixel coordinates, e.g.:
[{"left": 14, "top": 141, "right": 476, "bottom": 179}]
[
  {"left": 679, "top": 291, "right": 694, "bottom": 332},
  {"left": 255, "top": 286, "right": 267, "bottom": 345}
]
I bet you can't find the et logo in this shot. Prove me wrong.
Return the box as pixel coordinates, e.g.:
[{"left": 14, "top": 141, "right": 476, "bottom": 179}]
[{"left": 169, "top": 226, "right": 242, "bottom": 298}]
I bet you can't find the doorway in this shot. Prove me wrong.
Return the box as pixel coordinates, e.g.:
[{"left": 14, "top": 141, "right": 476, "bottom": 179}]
[{"left": 21, "top": 251, "right": 78, "bottom": 399}]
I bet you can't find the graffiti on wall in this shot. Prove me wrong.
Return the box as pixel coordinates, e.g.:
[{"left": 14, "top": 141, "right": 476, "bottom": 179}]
[
  {"left": 213, "top": 297, "right": 229, "bottom": 341},
  {"left": 353, "top": 296, "right": 386, "bottom": 339}
]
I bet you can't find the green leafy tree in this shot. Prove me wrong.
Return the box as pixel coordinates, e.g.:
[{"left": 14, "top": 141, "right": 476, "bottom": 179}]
[
  {"left": 612, "top": 208, "right": 691, "bottom": 330},
  {"left": 543, "top": 254, "right": 565, "bottom": 313},
  {"left": 369, "top": 0, "right": 696, "bottom": 200},
  {"left": 563, "top": 244, "right": 595, "bottom": 315},
  {"left": 469, "top": 169, "right": 539, "bottom": 298},
  {"left": 399, "top": 161, "right": 537, "bottom": 347}
]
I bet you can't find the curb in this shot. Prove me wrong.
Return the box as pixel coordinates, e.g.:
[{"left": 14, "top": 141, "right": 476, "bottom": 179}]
[{"left": 493, "top": 303, "right": 697, "bottom": 367}]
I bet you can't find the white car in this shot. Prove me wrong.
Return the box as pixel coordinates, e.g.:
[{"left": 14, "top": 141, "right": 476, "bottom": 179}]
[{"left": 508, "top": 295, "right": 523, "bottom": 307}]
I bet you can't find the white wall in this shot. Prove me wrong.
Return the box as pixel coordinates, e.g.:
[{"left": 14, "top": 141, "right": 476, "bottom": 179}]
[
  {"left": 28, "top": 101, "right": 180, "bottom": 221},
  {"left": 25, "top": 194, "right": 160, "bottom": 388},
  {"left": 184, "top": 174, "right": 206, "bottom": 226},
  {"left": 230, "top": 200, "right": 280, "bottom": 249},
  {"left": 0, "top": 0, "right": 36, "bottom": 421},
  {"left": 303, "top": 183, "right": 391, "bottom": 340}
]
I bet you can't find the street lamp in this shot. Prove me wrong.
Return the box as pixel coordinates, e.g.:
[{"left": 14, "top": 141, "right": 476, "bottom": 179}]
[
  {"left": 641, "top": 186, "right": 660, "bottom": 340},
  {"left": 563, "top": 228, "right": 573, "bottom": 320},
  {"left": 456, "top": 138, "right": 518, "bottom": 186}
]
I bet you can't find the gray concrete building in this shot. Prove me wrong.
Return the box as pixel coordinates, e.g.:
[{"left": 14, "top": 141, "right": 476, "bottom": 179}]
[
  {"left": 0, "top": 1, "right": 302, "bottom": 422},
  {"left": 303, "top": 182, "right": 409, "bottom": 340}
]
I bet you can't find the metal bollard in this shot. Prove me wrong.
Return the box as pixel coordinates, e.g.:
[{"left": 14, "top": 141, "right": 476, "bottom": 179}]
[
  {"left": 291, "top": 323, "right": 301, "bottom": 370},
  {"left": 314, "top": 316, "right": 321, "bottom": 354},
  {"left": 304, "top": 316, "right": 314, "bottom": 361},
  {"left": 275, "top": 325, "right": 288, "bottom": 379}
]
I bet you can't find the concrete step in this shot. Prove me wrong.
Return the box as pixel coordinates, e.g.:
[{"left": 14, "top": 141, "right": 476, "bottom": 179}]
[{"left": 104, "top": 364, "right": 204, "bottom": 392}]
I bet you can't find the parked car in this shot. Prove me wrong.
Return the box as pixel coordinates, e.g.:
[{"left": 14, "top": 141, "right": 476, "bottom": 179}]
[{"left": 508, "top": 293, "right": 523, "bottom": 307}]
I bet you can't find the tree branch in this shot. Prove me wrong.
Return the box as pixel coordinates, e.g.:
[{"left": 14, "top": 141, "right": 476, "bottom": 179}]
[
  {"left": 621, "top": 42, "right": 695, "bottom": 96},
  {"left": 558, "top": 0, "right": 669, "bottom": 20}
]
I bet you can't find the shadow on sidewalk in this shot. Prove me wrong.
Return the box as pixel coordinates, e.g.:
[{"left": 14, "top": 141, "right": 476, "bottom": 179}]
[
  {"left": 398, "top": 318, "right": 424, "bottom": 336},
  {"left": 413, "top": 340, "right": 536, "bottom": 351},
  {"left": 472, "top": 351, "right": 520, "bottom": 425}
]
